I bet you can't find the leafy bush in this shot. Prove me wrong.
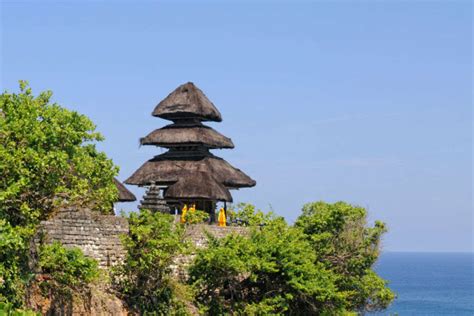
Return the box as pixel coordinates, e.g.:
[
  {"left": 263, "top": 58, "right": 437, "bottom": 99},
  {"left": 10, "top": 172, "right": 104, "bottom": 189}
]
[
  {"left": 295, "top": 201, "right": 395, "bottom": 312},
  {"left": 0, "top": 81, "right": 118, "bottom": 227},
  {"left": 227, "top": 203, "right": 275, "bottom": 226},
  {"left": 0, "top": 220, "right": 30, "bottom": 307},
  {"left": 189, "top": 216, "right": 346, "bottom": 314},
  {"left": 0, "top": 82, "right": 118, "bottom": 307},
  {"left": 183, "top": 209, "right": 209, "bottom": 224},
  {"left": 34, "top": 242, "right": 100, "bottom": 314},
  {"left": 113, "top": 209, "right": 190, "bottom": 314},
  {"left": 0, "top": 302, "right": 39, "bottom": 316},
  {"left": 189, "top": 202, "right": 395, "bottom": 314},
  {"left": 38, "top": 242, "right": 99, "bottom": 294}
]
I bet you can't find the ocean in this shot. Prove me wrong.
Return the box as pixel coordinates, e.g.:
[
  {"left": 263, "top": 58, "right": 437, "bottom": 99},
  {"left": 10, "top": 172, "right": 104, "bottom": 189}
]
[{"left": 371, "top": 252, "right": 474, "bottom": 315}]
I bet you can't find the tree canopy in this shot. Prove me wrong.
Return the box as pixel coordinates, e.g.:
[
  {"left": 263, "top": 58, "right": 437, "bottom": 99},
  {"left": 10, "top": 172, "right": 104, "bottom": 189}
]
[
  {"left": 0, "top": 82, "right": 118, "bottom": 306},
  {"left": 0, "top": 81, "right": 118, "bottom": 227},
  {"left": 189, "top": 202, "right": 394, "bottom": 314},
  {"left": 295, "top": 201, "right": 395, "bottom": 312}
]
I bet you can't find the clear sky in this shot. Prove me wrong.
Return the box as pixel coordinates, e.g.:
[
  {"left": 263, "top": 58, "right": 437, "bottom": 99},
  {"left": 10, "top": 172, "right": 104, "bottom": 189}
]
[{"left": 1, "top": 1, "right": 472, "bottom": 252}]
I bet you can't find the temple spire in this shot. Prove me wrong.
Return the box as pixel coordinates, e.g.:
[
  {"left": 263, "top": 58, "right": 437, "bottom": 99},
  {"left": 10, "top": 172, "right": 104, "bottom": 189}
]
[{"left": 126, "top": 82, "right": 255, "bottom": 217}]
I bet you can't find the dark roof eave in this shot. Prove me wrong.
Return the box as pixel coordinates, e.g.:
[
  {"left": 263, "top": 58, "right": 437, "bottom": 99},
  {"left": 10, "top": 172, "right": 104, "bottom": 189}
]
[
  {"left": 140, "top": 141, "right": 234, "bottom": 149},
  {"left": 163, "top": 195, "right": 233, "bottom": 203},
  {"left": 153, "top": 112, "right": 223, "bottom": 123}
]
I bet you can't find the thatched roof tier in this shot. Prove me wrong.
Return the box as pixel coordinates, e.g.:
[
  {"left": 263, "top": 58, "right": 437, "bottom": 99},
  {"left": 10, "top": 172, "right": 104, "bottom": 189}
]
[
  {"left": 125, "top": 154, "right": 256, "bottom": 189},
  {"left": 113, "top": 178, "right": 137, "bottom": 202},
  {"left": 152, "top": 82, "right": 222, "bottom": 122},
  {"left": 140, "top": 124, "right": 234, "bottom": 149},
  {"left": 164, "top": 172, "right": 232, "bottom": 202}
]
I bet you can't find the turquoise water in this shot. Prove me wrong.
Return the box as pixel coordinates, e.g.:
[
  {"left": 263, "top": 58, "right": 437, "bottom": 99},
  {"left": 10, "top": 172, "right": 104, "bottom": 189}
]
[{"left": 372, "top": 252, "right": 474, "bottom": 315}]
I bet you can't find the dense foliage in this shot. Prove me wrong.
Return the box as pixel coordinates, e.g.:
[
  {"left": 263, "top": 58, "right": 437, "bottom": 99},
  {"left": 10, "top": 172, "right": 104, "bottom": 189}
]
[
  {"left": 0, "top": 82, "right": 118, "bottom": 307},
  {"left": 189, "top": 219, "right": 344, "bottom": 314},
  {"left": 38, "top": 242, "right": 99, "bottom": 298},
  {"left": 295, "top": 201, "right": 395, "bottom": 312},
  {"left": 112, "top": 210, "right": 190, "bottom": 314},
  {"left": 0, "top": 302, "right": 38, "bottom": 316},
  {"left": 189, "top": 202, "right": 394, "bottom": 314},
  {"left": 227, "top": 203, "right": 274, "bottom": 226},
  {"left": 0, "top": 220, "right": 29, "bottom": 306},
  {"left": 183, "top": 209, "right": 209, "bottom": 224},
  {"left": 0, "top": 81, "right": 118, "bottom": 227}
]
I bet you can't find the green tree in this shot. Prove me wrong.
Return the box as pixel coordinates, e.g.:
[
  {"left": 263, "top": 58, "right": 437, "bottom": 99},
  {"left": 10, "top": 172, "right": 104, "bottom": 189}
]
[
  {"left": 0, "top": 220, "right": 29, "bottom": 306},
  {"left": 0, "top": 81, "right": 118, "bottom": 228},
  {"left": 183, "top": 209, "right": 209, "bottom": 224},
  {"left": 38, "top": 242, "right": 99, "bottom": 294},
  {"left": 189, "top": 203, "right": 394, "bottom": 315},
  {"left": 0, "top": 82, "right": 118, "bottom": 307},
  {"left": 227, "top": 203, "right": 276, "bottom": 226},
  {"left": 189, "top": 214, "right": 346, "bottom": 315},
  {"left": 295, "top": 201, "right": 395, "bottom": 312},
  {"left": 112, "top": 210, "right": 190, "bottom": 315},
  {"left": 35, "top": 241, "right": 100, "bottom": 314}
]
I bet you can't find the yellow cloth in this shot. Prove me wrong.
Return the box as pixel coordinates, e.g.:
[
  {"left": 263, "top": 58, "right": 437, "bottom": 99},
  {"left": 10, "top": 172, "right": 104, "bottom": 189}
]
[
  {"left": 180, "top": 204, "right": 188, "bottom": 223},
  {"left": 190, "top": 204, "right": 196, "bottom": 213},
  {"left": 218, "top": 208, "right": 226, "bottom": 227}
]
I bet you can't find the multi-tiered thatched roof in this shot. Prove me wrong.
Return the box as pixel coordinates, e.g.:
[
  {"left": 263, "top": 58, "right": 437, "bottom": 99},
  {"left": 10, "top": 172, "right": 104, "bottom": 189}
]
[{"left": 125, "top": 82, "right": 255, "bottom": 208}]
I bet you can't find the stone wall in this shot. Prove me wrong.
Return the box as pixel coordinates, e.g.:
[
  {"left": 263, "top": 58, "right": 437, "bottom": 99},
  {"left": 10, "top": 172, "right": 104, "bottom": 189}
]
[
  {"left": 38, "top": 208, "right": 129, "bottom": 268},
  {"left": 38, "top": 210, "right": 247, "bottom": 274}
]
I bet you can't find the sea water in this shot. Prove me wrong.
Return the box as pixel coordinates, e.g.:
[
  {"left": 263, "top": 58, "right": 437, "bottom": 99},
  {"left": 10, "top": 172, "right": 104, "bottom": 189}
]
[{"left": 371, "top": 252, "right": 474, "bottom": 315}]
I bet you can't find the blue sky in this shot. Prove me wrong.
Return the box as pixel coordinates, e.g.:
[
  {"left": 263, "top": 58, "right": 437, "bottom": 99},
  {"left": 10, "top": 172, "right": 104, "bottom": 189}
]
[{"left": 1, "top": 1, "right": 471, "bottom": 252}]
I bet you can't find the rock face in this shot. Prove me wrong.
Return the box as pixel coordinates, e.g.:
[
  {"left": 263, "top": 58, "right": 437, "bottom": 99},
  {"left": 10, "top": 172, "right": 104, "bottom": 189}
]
[
  {"left": 27, "top": 282, "right": 129, "bottom": 316},
  {"left": 38, "top": 208, "right": 129, "bottom": 268}
]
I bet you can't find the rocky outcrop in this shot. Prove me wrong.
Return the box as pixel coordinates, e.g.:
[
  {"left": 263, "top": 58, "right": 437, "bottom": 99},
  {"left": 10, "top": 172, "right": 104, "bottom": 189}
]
[{"left": 27, "top": 281, "right": 129, "bottom": 316}]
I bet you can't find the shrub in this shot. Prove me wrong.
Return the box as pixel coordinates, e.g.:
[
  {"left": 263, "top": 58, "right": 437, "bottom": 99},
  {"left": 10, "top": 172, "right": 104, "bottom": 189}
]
[
  {"left": 112, "top": 210, "right": 190, "bottom": 314},
  {"left": 189, "top": 216, "right": 346, "bottom": 315},
  {"left": 0, "top": 220, "right": 30, "bottom": 307},
  {"left": 295, "top": 201, "right": 395, "bottom": 312},
  {"left": 38, "top": 242, "right": 99, "bottom": 297},
  {"left": 0, "top": 82, "right": 118, "bottom": 307},
  {"left": 189, "top": 202, "right": 395, "bottom": 314},
  {"left": 0, "top": 302, "right": 39, "bottom": 316},
  {"left": 0, "top": 81, "right": 118, "bottom": 227},
  {"left": 227, "top": 203, "right": 275, "bottom": 226},
  {"left": 183, "top": 209, "right": 209, "bottom": 224}
]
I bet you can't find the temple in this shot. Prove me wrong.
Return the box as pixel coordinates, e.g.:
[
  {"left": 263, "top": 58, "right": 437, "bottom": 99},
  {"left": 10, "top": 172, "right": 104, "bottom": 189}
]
[{"left": 125, "top": 82, "right": 255, "bottom": 220}]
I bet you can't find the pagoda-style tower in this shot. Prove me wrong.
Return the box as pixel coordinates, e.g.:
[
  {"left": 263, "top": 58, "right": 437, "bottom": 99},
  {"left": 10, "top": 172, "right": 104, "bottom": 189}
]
[{"left": 125, "top": 82, "right": 256, "bottom": 220}]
